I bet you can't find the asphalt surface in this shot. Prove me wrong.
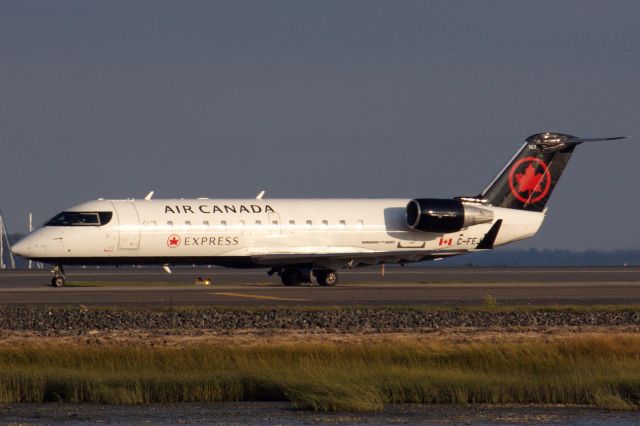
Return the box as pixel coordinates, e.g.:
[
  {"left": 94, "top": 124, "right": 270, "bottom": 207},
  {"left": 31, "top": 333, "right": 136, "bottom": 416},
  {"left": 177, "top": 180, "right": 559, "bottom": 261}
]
[
  {"left": 2, "top": 402, "right": 639, "bottom": 425},
  {"left": 0, "top": 266, "right": 639, "bottom": 306}
]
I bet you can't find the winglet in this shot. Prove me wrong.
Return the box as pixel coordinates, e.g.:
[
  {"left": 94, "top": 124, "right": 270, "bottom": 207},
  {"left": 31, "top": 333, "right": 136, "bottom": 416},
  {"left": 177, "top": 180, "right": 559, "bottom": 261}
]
[
  {"left": 476, "top": 219, "right": 502, "bottom": 250},
  {"left": 144, "top": 191, "right": 154, "bottom": 201}
]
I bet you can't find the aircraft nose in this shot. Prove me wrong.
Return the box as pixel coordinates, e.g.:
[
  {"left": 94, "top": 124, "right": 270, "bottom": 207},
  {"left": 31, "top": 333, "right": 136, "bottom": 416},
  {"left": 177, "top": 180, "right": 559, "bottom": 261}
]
[
  {"left": 11, "top": 234, "right": 45, "bottom": 259},
  {"left": 11, "top": 238, "right": 30, "bottom": 257}
]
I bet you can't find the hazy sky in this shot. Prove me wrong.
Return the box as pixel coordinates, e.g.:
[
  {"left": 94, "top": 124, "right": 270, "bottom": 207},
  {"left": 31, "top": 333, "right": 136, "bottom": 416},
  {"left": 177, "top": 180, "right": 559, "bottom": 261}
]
[{"left": 1, "top": 1, "right": 639, "bottom": 250}]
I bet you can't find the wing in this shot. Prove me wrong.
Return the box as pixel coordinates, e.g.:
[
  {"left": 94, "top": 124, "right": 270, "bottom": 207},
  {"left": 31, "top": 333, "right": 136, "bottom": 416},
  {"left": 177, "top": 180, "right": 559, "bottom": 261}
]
[{"left": 249, "top": 249, "right": 471, "bottom": 269}]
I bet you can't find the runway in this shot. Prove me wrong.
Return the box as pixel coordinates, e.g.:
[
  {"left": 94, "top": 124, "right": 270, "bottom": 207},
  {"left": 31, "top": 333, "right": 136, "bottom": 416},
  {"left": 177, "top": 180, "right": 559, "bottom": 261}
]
[{"left": 1, "top": 266, "right": 639, "bottom": 306}]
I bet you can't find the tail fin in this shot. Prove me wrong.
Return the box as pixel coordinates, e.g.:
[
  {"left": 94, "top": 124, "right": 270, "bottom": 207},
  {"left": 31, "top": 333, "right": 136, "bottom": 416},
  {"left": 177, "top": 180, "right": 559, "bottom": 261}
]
[{"left": 477, "top": 132, "right": 625, "bottom": 212}]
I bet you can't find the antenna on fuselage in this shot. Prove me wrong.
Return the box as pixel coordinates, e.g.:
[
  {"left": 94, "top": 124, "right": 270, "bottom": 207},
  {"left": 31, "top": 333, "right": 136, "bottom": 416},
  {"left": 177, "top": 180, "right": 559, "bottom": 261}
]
[
  {"left": 256, "top": 190, "right": 265, "bottom": 200},
  {"left": 144, "top": 191, "right": 154, "bottom": 201}
]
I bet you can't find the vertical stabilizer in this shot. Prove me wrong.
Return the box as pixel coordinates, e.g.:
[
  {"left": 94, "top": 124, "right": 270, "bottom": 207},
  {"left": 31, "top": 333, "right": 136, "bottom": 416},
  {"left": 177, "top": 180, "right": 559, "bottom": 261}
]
[{"left": 480, "top": 132, "right": 624, "bottom": 211}]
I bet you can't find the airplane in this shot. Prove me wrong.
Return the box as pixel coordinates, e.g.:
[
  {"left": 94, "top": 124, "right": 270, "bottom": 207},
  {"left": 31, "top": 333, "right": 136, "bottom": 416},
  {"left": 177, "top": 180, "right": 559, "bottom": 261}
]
[{"left": 12, "top": 132, "right": 625, "bottom": 287}]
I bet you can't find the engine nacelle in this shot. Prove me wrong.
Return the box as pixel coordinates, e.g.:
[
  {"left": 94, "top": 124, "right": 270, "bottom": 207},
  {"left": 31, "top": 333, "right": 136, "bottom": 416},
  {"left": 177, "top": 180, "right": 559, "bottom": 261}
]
[{"left": 406, "top": 198, "right": 494, "bottom": 233}]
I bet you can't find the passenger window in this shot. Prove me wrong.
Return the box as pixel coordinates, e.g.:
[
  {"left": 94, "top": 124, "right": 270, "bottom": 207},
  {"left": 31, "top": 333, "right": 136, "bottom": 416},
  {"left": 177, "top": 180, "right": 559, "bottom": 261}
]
[
  {"left": 203, "top": 220, "right": 210, "bottom": 227},
  {"left": 321, "top": 220, "right": 328, "bottom": 228},
  {"left": 255, "top": 220, "right": 262, "bottom": 226},
  {"left": 185, "top": 221, "right": 191, "bottom": 227},
  {"left": 167, "top": 221, "right": 174, "bottom": 227},
  {"left": 221, "top": 220, "right": 227, "bottom": 227},
  {"left": 306, "top": 220, "right": 312, "bottom": 226},
  {"left": 289, "top": 220, "right": 295, "bottom": 226},
  {"left": 339, "top": 220, "right": 346, "bottom": 228},
  {"left": 272, "top": 220, "right": 278, "bottom": 226}
]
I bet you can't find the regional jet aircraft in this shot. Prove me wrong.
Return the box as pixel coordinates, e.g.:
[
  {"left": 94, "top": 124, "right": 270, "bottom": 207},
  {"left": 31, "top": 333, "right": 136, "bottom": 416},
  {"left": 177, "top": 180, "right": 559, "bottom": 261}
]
[{"left": 12, "top": 133, "right": 624, "bottom": 287}]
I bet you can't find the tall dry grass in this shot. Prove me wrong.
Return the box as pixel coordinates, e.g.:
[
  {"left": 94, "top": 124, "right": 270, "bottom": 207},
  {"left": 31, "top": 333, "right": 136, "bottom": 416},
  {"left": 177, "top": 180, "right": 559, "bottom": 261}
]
[{"left": 0, "top": 335, "right": 638, "bottom": 411}]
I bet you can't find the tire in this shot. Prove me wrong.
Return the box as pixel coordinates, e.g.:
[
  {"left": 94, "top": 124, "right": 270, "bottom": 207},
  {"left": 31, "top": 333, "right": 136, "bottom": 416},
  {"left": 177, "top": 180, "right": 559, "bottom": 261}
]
[
  {"left": 52, "top": 277, "right": 65, "bottom": 287},
  {"left": 281, "top": 269, "right": 303, "bottom": 286},
  {"left": 317, "top": 270, "right": 339, "bottom": 287}
]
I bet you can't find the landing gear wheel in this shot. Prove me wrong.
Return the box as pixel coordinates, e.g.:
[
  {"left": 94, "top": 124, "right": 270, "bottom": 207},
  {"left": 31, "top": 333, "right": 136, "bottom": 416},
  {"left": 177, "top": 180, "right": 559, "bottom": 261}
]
[
  {"left": 50, "top": 264, "right": 66, "bottom": 287},
  {"left": 316, "top": 270, "right": 339, "bottom": 287},
  {"left": 281, "top": 269, "right": 303, "bottom": 286},
  {"left": 51, "top": 276, "right": 65, "bottom": 287}
]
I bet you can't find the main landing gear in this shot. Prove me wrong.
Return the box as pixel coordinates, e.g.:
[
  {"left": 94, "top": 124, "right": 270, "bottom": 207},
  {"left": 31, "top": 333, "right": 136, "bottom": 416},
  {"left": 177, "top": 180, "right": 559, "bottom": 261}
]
[
  {"left": 315, "top": 269, "right": 339, "bottom": 287},
  {"left": 271, "top": 268, "right": 339, "bottom": 287},
  {"left": 280, "top": 268, "right": 306, "bottom": 286},
  {"left": 50, "top": 264, "right": 66, "bottom": 287}
]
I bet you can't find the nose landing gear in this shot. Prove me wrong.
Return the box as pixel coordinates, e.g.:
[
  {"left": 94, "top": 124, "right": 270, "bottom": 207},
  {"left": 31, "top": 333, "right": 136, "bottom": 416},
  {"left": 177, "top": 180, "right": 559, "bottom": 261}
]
[{"left": 50, "top": 265, "right": 66, "bottom": 287}]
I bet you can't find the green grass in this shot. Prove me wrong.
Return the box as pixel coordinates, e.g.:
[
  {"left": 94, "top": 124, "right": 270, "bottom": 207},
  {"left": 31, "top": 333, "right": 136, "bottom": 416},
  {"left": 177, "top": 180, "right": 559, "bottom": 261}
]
[
  {"left": 483, "top": 294, "right": 498, "bottom": 309},
  {"left": 0, "top": 335, "right": 639, "bottom": 411}
]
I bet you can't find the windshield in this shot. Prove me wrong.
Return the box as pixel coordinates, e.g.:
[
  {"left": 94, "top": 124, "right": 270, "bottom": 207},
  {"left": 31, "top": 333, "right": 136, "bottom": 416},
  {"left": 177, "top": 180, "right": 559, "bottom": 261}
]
[{"left": 45, "top": 212, "right": 113, "bottom": 226}]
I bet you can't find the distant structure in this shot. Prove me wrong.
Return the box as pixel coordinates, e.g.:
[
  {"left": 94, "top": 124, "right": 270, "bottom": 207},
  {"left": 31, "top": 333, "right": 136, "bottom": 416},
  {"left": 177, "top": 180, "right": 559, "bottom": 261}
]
[
  {"left": 27, "top": 212, "right": 43, "bottom": 270},
  {"left": 0, "top": 212, "right": 16, "bottom": 269},
  {"left": 28, "top": 213, "right": 33, "bottom": 270}
]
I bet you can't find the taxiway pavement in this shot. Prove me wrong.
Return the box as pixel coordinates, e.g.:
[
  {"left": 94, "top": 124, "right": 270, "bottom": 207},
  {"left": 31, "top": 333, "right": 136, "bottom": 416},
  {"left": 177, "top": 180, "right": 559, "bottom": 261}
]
[{"left": 0, "top": 266, "right": 639, "bottom": 306}]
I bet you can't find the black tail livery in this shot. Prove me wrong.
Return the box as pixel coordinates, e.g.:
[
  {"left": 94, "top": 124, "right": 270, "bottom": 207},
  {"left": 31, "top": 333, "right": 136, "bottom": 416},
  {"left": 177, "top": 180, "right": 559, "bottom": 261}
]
[{"left": 479, "top": 132, "right": 626, "bottom": 212}]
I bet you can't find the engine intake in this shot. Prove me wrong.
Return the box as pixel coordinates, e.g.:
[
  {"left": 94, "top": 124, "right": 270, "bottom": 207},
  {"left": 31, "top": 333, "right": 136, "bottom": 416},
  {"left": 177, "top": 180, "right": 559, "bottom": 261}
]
[{"left": 406, "top": 198, "right": 494, "bottom": 233}]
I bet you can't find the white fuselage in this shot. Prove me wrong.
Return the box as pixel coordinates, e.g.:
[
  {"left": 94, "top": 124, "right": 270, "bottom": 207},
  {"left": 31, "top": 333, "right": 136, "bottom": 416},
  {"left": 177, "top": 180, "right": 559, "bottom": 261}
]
[{"left": 13, "top": 198, "right": 545, "bottom": 268}]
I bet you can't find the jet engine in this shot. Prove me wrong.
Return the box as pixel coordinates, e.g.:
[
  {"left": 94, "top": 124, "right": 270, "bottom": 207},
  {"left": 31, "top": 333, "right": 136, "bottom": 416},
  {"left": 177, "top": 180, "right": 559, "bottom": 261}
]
[{"left": 406, "top": 198, "right": 494, "bottom": 233}]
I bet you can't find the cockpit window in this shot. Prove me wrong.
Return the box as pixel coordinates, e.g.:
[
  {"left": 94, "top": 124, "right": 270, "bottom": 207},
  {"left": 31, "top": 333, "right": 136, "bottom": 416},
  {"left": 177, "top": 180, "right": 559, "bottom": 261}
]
[
  {"left": 45, "top": 212, "right": 113, "bottom": 226},
  {"left": 98, "top": 212, "right": 113, "bottom": 224}
]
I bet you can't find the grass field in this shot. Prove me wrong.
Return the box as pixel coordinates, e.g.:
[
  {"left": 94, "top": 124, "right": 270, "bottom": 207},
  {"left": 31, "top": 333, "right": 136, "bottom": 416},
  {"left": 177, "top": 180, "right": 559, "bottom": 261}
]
[{"left": 0, "top": 334, "right": 639, "bottom": 411}]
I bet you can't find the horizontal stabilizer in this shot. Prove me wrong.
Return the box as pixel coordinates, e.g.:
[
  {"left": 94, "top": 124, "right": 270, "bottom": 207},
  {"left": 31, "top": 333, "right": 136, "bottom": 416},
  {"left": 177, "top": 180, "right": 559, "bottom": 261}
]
[
  {"left": 569, "top": 136, "right": 626, "bottom": 143},
  {"left": 526, "top": 133, "right": 626, "bottom": 153}
]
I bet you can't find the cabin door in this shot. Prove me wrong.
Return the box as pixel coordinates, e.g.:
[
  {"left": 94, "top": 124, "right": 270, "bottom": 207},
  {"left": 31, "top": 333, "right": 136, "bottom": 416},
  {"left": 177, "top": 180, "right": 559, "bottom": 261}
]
[{"left": 113, "top": 202, "right": 141, "bottom": 250}]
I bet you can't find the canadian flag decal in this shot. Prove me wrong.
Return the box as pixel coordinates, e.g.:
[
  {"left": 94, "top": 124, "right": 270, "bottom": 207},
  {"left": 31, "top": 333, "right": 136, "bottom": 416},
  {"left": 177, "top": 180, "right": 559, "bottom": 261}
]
[{"left": 439, "top": 238, "right": 453, "bottom": 246}]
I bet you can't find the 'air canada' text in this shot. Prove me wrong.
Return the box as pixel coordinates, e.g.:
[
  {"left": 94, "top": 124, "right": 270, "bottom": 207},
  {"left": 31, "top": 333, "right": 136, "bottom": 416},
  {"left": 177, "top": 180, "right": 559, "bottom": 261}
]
[{"left": 164, "top": 204, "right": 276, "bottom": 214}]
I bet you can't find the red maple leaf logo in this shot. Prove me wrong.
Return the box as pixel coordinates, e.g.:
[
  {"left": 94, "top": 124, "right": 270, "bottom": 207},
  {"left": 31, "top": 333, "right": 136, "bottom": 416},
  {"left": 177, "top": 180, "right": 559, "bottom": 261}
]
[
  {"left": 167, "top": 235, "right": 181, "bottom": 248},
  {"left": 508, "top": 157, "right": 551, "bottom": 204},
  {"left": 515, "top": 164, "right": 545, "bottom": 195}
]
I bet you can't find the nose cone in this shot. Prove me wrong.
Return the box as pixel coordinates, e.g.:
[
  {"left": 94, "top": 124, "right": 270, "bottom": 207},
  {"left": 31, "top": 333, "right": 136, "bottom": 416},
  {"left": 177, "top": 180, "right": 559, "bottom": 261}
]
[
  {"left": 11, "top": 233, "right": 46, "bottom": 259},
  {"left": 11, "top": 237, "right": 31, "bottom": 258},
  {"left": 12, "top": 230, "right": 55, "bottom": 260}
]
